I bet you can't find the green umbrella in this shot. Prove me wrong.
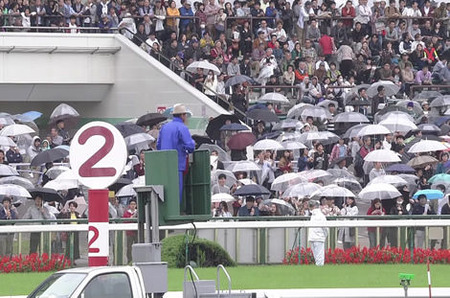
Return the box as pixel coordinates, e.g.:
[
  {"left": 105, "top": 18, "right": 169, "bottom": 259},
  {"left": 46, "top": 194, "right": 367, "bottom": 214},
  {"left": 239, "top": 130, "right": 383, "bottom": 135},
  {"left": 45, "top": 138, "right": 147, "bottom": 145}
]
[{"left": 428, "top": 174, "right": 450, "bottom": 184}]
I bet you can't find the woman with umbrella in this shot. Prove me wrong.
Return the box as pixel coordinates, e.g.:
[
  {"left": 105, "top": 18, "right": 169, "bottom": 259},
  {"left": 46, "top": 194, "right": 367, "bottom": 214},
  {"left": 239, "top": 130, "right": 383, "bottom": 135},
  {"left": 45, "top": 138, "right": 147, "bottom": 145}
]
[{"left": 366, "top": 198, "right": 386, "bottom": 248}]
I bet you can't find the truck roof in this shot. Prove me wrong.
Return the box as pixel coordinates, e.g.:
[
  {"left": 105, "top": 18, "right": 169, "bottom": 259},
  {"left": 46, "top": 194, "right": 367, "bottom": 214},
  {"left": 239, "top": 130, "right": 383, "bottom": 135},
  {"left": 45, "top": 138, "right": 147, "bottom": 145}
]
[{"left": 56, "top": 266, "right": 138, "bottom": 275}]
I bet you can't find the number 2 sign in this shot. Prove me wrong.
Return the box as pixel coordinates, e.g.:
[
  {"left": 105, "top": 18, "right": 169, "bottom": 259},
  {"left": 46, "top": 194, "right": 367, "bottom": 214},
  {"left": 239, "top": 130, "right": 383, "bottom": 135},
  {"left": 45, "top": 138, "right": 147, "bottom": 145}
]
[{"left": 70, "top": 121, "right": 127, "bottom": 190}]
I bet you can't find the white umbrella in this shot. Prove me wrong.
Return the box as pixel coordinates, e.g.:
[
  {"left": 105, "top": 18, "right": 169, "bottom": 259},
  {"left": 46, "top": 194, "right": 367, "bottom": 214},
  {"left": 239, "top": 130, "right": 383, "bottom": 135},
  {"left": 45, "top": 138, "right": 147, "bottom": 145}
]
[
  {"left": 0, "top": 124, "right": 35, "bottom": 136},
  {"left": 116, "top": 184, "right": 137, "bottom": 197},
  {"left": 281, "top": 141, "right": 307, "bottom": 150},
  {"left": 0, "top": 136, "right": 17, "bottom": 147},
  {"left": 357, "top": 124, "right": 391, "bottom": 137},
  {"left": 368, "top": 175, "right": 408, "bottom": 187},
  {"left": 273, "top": 119, "right": 303, "bottom": 131},
  {"left": 133, "top": 175, "right": 145, "bottom": 186},
  {"left": 44, "top": 179, "right": 78, "bottom": 191},
  {"left": 227, "top": 161, "right": 261, "bottom": 172},
  {"left": 300, "top": 106, "right": 332, "bottom": 121},
  {"left": 367, "top": 81, "right": 400, "bottom": 97},
  {"left": 211, "top": 193, "right": 235, "bottom": 203},
  {"left": 286, "top": 103, "right": 314, "bottom": 119},
  {"left": 379, "top": 111, "right": 414, "bottom": 123},
  {"left": 359, "top": 183, "right": 402, "bottom": 201},
  {"left": 312, "top": 184, "right": 355, "bottom": 198},
  {"left": 238, "top": 178, "right": 256, "bottom": 185},
  {"left": 299, "top": 169, "right": 332, "bottom": 181},
  {"left": 45, "top": 166, "right": 71, "bottom": 180},
  {"left": 364, "top": 150, "right": 401, "bottom": 163},
  {"left": 271, "top": 173, "right": 306, "bottom": 192},
  {"left": 408, "top": 140, "right": 448, "bottom": 154},
  {"left": 0, "top": 176, "right": 34, "bottom": 190},
  {"left": 0, "top": 184, "right": 31, "bottom": 198},
  {"left": 211, "top": 170, "right": 237, "bottom": 188},
  {"left": 125, "top": 133, "right": 155, "bottom": 146},
  {"left": 379, "top": 118, "right": 417, "bottom": 133},
  {"left": 253, "top": 139, "right": 284, "bottom": 151},
  {"left": 257, "top": 92, "right": 290, "bottom": 104},
  {"left": 0, "top": 165, "right": 19, "bottom": 176},
  {"left": 50, "top": 103, "right": 80, "bottom": 122},
  {"left": 277, "top": 132, "right": 302, "bottom": 142},
  {"left": 282, "top": 182, "right": 322, "bottom": 198},
  {"left": 333, "top": 112, "right": 370, "bottom": 123},
  {"left": 186, "top": 60, "right": 221, "bottom": 75}
]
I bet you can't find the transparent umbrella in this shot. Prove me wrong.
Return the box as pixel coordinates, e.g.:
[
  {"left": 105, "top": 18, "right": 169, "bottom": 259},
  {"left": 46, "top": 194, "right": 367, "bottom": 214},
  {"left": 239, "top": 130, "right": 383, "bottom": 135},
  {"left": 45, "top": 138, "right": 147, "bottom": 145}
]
[
  {"left": 253, "top": 139, "right": 284, "bottom": 151},
  {"left": 368, "top": 175, "right": 408, "bottom": 187},
  {"left": 226, "top": 161, "right": 261, "bottom": 173},
  {"left": 364, "top": 150, "right": 401, "bottom": 163},
  {"left": 271, "top": 173, "right": 306, "bottom": 192},
  {"left": 211, "top": 170, "right": 237, "bottom": 188},
  {"left": 0, "top": 184, "right": 31, "bottom": 198},
  {"left": 282, "top": 182, "right": 322, "bottom": 198},
  {"left": 359, "top": 183, "right": 402, "bottom": 201}
]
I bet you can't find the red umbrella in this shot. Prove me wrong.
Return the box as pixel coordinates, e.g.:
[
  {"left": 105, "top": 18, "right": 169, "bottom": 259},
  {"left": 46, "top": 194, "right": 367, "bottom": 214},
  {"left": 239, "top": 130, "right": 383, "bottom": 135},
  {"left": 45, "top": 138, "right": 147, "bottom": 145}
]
[{"left": 227, "top": 132, "right": 256, "bottom": 150}]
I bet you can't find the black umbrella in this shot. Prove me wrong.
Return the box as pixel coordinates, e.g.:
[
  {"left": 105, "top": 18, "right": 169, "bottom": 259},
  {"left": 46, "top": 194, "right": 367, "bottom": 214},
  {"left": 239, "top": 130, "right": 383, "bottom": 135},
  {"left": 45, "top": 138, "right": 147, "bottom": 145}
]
[
  {"left": 136, "top": 113, "right": 167, "bottom": 127},
  {"left": 109, "top": 177, "right": 133, "bottom": 192},
  {"left": 206, "top": 114, "right": 240, "bottom": 140},
  {"left": 220, "top": 123, "right": 249, "bottom": 131},
  {"left": 385, "top": 163, "right": 416, "bottom": 174},
  {"left": 234, "top": 184, "right": 271, "bottom": 196},
  {"left": 30, "top": 148, "right": 69, "bottom": 167},
  {"left": 192, "top": 135, "right": 214, "bottom": 148},
  {"left": 29, "top": 187, "right": 63, "bottom": 202},
  {"left": 246, "top": 109, "right": 280, "bottom": 123},
  {"left": 114, "top": 123, "right": 145, "bottom": 137}
]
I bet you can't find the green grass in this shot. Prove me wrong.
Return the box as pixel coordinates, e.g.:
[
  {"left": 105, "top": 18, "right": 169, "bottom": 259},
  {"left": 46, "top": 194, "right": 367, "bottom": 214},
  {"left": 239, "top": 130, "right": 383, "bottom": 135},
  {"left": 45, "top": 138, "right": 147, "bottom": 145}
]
[{"left": 1, "top": 264, "right": 449, "bottom": 295}]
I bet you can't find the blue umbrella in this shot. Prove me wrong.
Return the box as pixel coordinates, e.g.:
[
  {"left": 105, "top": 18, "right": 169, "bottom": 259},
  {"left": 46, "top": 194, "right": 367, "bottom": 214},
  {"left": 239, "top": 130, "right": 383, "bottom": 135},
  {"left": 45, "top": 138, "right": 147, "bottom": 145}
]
[
  {"left": 22, "top": 111, "right": 43, "bottom": 121},
  {"left": 434, "top": 116, "right": 450, "bottom": 127},
  {"left": 247, "top": 103, "right": 268, "bottom": 112},
  {"left": 413, "top": 189, "right": 444, "bottom": 200},
  {"left": 385, "top": 164, "right": 416, "bottom": 174},
  {"left": 219, "top": 123, "right": 248, "bottom": 131},
  {"left": 234, "top": 184, "right": 271, "bottom": 196}
]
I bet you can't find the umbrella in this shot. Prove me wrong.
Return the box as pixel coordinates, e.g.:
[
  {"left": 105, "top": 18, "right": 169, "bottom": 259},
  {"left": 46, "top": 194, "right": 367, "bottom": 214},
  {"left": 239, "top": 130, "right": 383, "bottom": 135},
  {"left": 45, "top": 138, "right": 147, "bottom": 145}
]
[
  {"left": 135, "top": 113, "right": 167, "bottom": 127},
  {"left": 0, "top": 124, "right": 35, "bottom": 136},
  {"left": 413, "top": 91, "right": 442, "bottom": 103},
  {"left": 364, "top": 150, "right": 401, "bottom": 163},
  {"left": 29, "top": 187, "right": 63, "bottom": 202},
  {"left": 264, "top": 198, "right": 296, "bottom": 213},
  {"left": 257, "top": 93, "right": 290, "bottom": 104},
  {"left": 0, "top": 184, "right": 31, "bottom": 198},
  {"left": 407, "top": 155, "right": 438, "bottom": 168},
  {"left": 116, "top": 184, "right": 137, "bottom": 198},
  {"left": 312, "top": 184, "right": 355, "bottom": 198},
  {"left": 227, "top": 132, "right": 256, "bottom": 150},
  {"left": 413, "top": 189, "right": 444, "bottom": 200},
  {"left": 238, "top": 178, "right": 257, "bottom": 185},
  {"left": 418, "top": 124, "right": 441, "bottom": 134},
  {"left": 359, "top": 183, "right": 401, "bottom": 201},
  {"left": 211, "top": 193, "right": 235, "bottom": 203},
  {"left": 408, "top": 140, "right": 448, "bottom": 154},
  {"left": 125, "top": 133, "right": 155, "bottom": 147},
  {"left": 429, "top": 174, "right": 450, "bottom": 184},
  {"left": 385, "top": 163, "right": 416, "bottom": 174},
  {"left": 281, "top": 141, "right": 307, "bottom": 150},
  {"left": 49, "top": 103, "right": 80, "bottom": 126},
  {"left": 233, "top": 184, "right": 271, "bottom": 196},
  {"left": 227, "top": 161, "right": 261, "bottom": 173},
  {"left": 219, "top": 123, "right": 249, "bottom": 131},
  {"left": 378, "top": 111, "right": 415, "bottom": 123},
  {"left": 299, "top": 131, "right": 340, "bottom": 146},
  {"left": 198, "top": 144, "right": 230, "bottom": 162},
  {"left": 186, "top": 60, "right": 221, "bottom": 75},
  {"left": 63, "top": 196, "right": 88, "bottom": 214},
  {"left": 343, "top": 124, "right": 368, "bottom": 139},
  {"left": 430, "top": 95, "right": 450, "bottom": 108},
  {"left": 45, "top": 166, "right": 70, "bottom": 180},
  {"left": 246, "top": 109, "right": 280, "bottom": 123},
  {"left": 277, "top": 132, "right": 301, "bottom": 142},
  {"left": 192, "top": 135, "right": 214, "bottom": 147},
  {"left": 114, "top": 123, "right": 145, "bottom": 138},
  {"left": 327, "top": 168, "right": 356, "bottom": 179},
  {"left": 333, "top": 112, "right": 369, "bottom": 123},
  {"left": 379, "top": 118, "right": 417, "bottom": 133},
  {"left": 44, "top": 179, "right": 78, "bottom": 191},
  {"left": 282, "top": 182, "right": 322, "bottom": 198},
  {"left": 109, "top": 177, "right": 133, "bottom": 192},
  {"left": 0, "top": 114, "right": 15, "bottom": 126},
  {"left": 300, "top": 106, "right": 332, "bottom": 121},
  {"left": 270, "top": 173, "right": 306, "bottom": 192},
  {"left": 21, "top": 111, "right": 43, "bottom": 121},
  {"left": 286, "top": 103, "right": 314, "bottom": 119},
  {"left": 357, "top": 124, "right": 391, "bottom": 137},
  {"left": 272, "top": 119, "right": 303, "bottom": 131},
  {"left": 0, "top": 136, "right": 17, "bottom": 147},
  {"left": 435, "top": 116, "right": 450, "bottom": 127},
  {"left": 0, "top": 165, "right": 19, "bottom": 176},
  {"left": 317, "top": 99, "right": 339, "bottom": 109},
  {"left": 253, "top": 139, "right": 283, "bottom": 151},
  {"left": 367, "top": 81, "right": 400, "bottom": 97},
  {"left": 368, "top": 175, "right": 408, "bottom": 187},
  {"left": 224, "top": 75, "right": 256, "bottom": 88},
  {"left": 299, "top": 169, "right": 331, "bottom": 181},
  {"left": 0, "top": 176, "right": 34, "bottom": 190},
  {"left": 211, "top": 170, "right": 237, "bottom": 188},
  {"left": 205, "top": 114, "right": 240, "bottom": 140},
  {"left": 31, "top": 148, "right": 69, "bottom": 167},
  {"left": 333, "top": 178, "right": 362, "bottom": 193},
  {"left": 396, "top": 100, "right": 423, "bottom": 115}
]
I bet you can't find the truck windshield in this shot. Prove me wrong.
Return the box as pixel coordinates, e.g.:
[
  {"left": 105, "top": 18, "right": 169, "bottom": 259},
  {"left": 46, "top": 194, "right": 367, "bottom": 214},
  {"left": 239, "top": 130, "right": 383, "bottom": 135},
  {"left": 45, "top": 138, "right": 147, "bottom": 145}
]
[{"left": 28, "top": 273, "right": 87, "bottom": 298}]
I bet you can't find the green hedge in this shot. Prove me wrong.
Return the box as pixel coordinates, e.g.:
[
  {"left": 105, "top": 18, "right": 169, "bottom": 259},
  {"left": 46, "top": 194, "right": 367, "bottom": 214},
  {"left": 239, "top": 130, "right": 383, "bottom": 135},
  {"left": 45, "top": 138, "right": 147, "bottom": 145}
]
[{"left": 161, "top": 235, "right": 236, "bottom": 268}]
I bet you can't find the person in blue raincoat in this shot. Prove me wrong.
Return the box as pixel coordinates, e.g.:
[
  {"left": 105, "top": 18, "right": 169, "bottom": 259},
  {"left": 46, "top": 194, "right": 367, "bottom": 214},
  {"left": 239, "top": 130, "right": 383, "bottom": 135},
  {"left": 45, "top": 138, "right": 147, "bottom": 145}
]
[{"left": 157, "top": 104, "right": 195, "bottom": 203}]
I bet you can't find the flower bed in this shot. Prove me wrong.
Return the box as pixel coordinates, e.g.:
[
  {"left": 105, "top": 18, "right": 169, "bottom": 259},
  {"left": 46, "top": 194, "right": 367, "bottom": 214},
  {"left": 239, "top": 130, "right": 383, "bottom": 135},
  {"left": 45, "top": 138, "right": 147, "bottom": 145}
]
[
  {"left": 0, "top": 253, "right": 71, "bottom": 273},
  {"left": 284, "top": 246, "right": 450, "bottom": 265}
]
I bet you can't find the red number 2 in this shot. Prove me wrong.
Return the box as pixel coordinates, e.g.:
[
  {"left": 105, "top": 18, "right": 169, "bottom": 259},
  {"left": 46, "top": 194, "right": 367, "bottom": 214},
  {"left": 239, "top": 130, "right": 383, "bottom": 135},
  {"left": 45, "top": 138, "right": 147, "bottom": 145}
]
[
  {"left": 78, "top": 126, "right": 116, "bottom": 177},
  {"left": 88, "top": 226, "right": 100, "bottom": 253}
]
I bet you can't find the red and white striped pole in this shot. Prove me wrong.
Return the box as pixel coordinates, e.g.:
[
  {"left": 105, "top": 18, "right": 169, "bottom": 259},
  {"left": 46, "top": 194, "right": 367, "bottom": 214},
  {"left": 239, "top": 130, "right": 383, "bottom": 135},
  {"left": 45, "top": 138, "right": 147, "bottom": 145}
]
[{"left": 427, "top": 257, "right": 432, "bottom": 298}]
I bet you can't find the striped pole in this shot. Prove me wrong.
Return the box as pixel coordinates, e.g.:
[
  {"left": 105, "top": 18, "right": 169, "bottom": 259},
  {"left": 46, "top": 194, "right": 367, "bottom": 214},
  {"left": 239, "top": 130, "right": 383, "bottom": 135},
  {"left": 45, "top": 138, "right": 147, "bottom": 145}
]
[{"left": 427, "top": 257, "right": 432, "bottom": 298}]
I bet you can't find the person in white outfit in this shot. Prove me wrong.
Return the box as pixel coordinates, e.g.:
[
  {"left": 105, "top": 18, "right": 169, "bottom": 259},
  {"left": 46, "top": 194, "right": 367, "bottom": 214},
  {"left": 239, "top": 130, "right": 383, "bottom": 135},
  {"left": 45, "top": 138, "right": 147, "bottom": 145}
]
[{"left": 308, "top": 200, "right": 328, "bottom": 266}]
